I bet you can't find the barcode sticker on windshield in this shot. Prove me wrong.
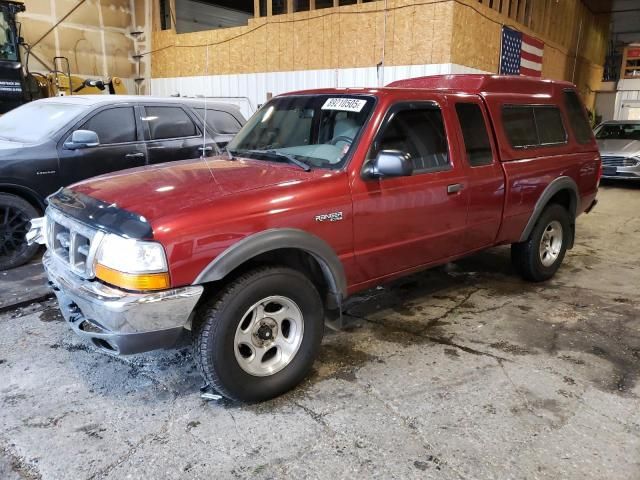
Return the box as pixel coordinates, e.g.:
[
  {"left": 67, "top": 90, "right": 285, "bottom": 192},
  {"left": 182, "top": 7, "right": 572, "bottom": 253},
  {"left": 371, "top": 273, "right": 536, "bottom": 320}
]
[{"left": 321, "top": 98, "right": 367, "bottom": 113}]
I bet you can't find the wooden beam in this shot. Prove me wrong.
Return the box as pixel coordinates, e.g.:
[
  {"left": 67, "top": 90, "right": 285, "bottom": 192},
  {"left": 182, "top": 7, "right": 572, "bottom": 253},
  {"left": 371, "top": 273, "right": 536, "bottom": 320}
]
[
  {"left": 334, "top": 0, "right": 339, "bottom": 7},
  {"left": 267, "top": 0, "right": 272, "bottom": 16},
  {"left": 287, "top": 0, "right": 293, "bottom": 13},
  {"left": 310, "top": 0, "right": 316, "bottom": 9},
  {"left": 254, "top": 0, "right": 260, "bottom": 17},
  {"left": 500, "top": 0, "right": 509, "bottom": 17}
]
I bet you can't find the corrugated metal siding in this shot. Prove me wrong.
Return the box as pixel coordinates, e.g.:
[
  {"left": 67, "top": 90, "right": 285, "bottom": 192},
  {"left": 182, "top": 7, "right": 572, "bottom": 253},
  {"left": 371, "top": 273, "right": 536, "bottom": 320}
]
[
  {"left": 149, "top": 63, "right": 488, "bottom": 118},
  {"left": 614, "top": 79, "right": 640, "bottom": 120}
]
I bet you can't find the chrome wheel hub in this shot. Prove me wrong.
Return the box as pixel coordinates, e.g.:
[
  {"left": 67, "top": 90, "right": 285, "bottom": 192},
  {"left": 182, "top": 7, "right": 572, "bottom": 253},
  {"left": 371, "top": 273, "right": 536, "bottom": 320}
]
[
  {"left": 539, "top": 220, "right": 563, "bottom": 267},
  {"left": 234, "top": 295, "right": 304, "bottom": 377}
]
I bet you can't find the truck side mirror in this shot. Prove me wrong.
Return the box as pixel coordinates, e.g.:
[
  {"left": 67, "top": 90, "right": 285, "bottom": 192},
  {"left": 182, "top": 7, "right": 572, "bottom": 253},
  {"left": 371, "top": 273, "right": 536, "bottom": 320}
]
[
  {"left": 64, "top": 130, "right": 100, "bottom": 150},
  {"left": 364, "top": 150, "right": 414, "bottom": 178}
]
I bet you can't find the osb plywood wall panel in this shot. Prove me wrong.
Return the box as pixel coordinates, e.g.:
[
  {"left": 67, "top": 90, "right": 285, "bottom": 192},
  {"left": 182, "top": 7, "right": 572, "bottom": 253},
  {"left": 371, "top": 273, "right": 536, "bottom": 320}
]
[
  {"left": 18, "top": 0, "right": 141, "bottom": 83},
  {"left": 150, "top": 0, "right": 605, "bottom": 108},
  {"left": 151, "top": 1, "right": 455, "bottom": 78},
  {"left": 450, "top": 0, "right": 608, "bottom": 108}
]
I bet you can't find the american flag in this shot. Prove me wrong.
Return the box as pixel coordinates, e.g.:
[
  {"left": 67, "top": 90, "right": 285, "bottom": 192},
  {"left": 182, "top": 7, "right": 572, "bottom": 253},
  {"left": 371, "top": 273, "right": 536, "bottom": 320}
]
[{"left": 500, "top": 26, "right": 544, "bottom": 77}]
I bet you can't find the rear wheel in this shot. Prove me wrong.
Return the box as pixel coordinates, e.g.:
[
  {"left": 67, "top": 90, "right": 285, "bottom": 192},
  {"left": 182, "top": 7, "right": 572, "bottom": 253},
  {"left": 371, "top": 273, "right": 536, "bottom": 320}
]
[
  {"left": 193, "top": 266, "right": 324, "bottom": 402},
  {"left": 511, "top": 204, "right": 572, "bottom": 282},
  {"left": 0, "top": 193, "right": 41, "bottom": 270}
]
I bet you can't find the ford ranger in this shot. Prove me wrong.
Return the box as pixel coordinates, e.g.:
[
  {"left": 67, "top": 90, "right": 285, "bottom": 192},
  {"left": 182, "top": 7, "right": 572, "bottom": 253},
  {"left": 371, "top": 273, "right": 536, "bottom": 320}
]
[{"left": 31, "top": 75, "right": 601, "bottom": 402}]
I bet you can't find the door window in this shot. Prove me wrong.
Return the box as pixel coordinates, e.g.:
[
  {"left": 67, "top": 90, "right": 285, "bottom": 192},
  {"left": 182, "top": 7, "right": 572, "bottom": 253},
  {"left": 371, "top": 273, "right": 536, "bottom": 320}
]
[
  {"left": 194, "top": 108, "right": 242, "bottom": 134},
  {"left": 455, "top": 103, "right": 493, "bottom": 167},
  {"left": 144, "top": 106, "right": 198, "bottom": 140},
  {"left": 370, "top": 105, "right": 450, "bottom": 174},
  {"left": 80, "top": 107, "right": 136, "bottom": 144}
]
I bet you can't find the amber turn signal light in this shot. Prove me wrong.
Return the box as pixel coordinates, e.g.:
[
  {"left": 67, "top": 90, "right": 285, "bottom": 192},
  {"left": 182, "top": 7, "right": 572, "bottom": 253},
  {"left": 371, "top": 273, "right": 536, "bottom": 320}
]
[{"left": 95, "top": 264, "right": 170, "bottom": 291}]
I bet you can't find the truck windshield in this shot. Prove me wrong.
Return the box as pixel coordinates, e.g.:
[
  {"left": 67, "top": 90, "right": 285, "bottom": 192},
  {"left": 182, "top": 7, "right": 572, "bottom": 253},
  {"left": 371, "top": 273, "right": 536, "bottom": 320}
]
[
  {"left": 0, "top": 10, "right": 18, "bottom": 62},
  {"left": 227, "top": 94, "right": 375, "bottom": 169},
  {"left": 595, "top": 123, "right": 640, "bottom": 141},
  {"left": 0, "top": 102, "right": 88, "bottom": 143}
]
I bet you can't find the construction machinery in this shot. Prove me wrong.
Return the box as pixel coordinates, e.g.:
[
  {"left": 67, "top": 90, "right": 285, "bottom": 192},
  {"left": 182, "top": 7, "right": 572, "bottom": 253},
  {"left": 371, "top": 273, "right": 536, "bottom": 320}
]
[{"left": 0, "top": 0, "right": 126, "bottom": 114}]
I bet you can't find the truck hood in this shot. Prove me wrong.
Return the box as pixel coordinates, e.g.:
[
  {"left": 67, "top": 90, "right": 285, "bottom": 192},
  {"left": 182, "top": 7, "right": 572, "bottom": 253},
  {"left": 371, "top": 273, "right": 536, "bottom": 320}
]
[
  {"left": 70, "top": 156, "right": 321, "bottom": 222},
  {"left": 597, "top": 139, "right": 640, "bottom": 158}
]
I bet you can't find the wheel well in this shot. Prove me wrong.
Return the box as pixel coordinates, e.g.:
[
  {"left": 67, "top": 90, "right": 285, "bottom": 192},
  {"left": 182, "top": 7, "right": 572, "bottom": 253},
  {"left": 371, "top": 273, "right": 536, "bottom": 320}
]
[
  {"left": 199, "top": 248, "right": 335, "bottom": 310},
  {"left": 0, "top": 186, "right": 44, "bottom": 214},
  {"left": 547, "top": 189, "right": 576, "bottom": 216},
  {"left": 546, "top": 189, "right": 576, "bottom": 248}
]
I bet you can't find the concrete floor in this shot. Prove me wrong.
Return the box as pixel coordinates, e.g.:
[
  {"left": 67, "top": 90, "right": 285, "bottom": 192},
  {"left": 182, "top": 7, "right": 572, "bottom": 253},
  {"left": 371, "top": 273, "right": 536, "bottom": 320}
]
[{"left": 1, "top": 183, "right": 639, "bottom": 480}]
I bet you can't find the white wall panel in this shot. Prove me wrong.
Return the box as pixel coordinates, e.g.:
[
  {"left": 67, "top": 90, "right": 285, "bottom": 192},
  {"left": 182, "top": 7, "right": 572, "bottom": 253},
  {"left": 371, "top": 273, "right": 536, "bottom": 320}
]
[{"left": 149, "top": 63, "right": 488, "bottom": 118}]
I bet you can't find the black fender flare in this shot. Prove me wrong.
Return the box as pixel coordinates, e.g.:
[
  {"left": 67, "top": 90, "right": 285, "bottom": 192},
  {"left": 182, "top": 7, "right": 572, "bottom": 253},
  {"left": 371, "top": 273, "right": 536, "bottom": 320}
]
[
  {"left": 193, "top": 228, "right": 348, "bottom": 300},
  {"left": 518, "top": 176, "right": 579, "bottom": 242}
]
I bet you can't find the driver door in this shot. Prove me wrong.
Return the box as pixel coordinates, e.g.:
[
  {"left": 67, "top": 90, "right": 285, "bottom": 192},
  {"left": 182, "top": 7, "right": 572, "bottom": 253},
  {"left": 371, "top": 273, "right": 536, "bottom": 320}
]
[
  {"left": 350, "top": 98, "right": 469, "bottom": 281},
  {"left": 58, "top": 106, "right": 147, "bottom": 187}
]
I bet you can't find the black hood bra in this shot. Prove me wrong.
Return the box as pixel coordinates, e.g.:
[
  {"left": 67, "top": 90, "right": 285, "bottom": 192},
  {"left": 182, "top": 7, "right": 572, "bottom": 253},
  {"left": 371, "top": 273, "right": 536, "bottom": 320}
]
[{"left": 47, "top": 188, "right": 153, "bottom": 239}]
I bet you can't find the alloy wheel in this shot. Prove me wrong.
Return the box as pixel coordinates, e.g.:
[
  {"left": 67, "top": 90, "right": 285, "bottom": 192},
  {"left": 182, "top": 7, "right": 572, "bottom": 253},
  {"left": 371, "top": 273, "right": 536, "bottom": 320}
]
[{"left": 233, "top": 295, "right": 305, "bottom": 377}]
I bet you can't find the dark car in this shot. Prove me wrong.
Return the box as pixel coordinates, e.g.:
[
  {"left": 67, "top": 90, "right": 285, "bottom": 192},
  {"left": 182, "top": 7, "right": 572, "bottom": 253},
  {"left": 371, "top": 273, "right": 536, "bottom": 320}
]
[{"left": 0, "top": 95, "right": 246, "bottom": 269}]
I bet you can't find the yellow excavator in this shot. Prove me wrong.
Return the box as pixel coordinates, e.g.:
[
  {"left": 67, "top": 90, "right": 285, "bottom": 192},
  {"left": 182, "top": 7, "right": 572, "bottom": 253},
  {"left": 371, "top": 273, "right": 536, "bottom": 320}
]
[{"left": 0, "top": 0, "right": 126, "bottom": 114}]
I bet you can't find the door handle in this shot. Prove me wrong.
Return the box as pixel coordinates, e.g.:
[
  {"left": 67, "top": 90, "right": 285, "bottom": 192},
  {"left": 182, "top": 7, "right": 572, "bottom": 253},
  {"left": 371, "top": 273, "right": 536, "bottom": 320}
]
[
  {"left": 125, "top": 152, "right": 145, "bottom": 158},
  {"left": 198, "top": 146, "right": 213, "bottom": 152},
  {"left": 447, "top": 183, "right": 464, "bottom": 194}
]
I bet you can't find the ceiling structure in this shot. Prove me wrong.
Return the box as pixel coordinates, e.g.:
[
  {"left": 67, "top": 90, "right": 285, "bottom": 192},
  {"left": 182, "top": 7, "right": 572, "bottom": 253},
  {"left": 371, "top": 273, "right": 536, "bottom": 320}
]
[
  {"left": 192, "top": 0, "right": 254, "bottom": 14},
  {"left": 582, "top": 0, "right": 640, "bottom": 45}
]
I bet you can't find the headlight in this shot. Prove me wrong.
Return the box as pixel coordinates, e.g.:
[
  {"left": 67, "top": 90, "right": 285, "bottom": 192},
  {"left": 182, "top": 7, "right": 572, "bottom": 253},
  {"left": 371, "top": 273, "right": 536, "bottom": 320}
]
[{"left": 95, "top": 234, "right": 170, "bottom": 291}]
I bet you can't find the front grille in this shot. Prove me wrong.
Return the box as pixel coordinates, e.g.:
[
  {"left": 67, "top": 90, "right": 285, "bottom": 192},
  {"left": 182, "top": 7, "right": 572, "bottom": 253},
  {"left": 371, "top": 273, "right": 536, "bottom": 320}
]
[
  {"left": 46, "top": 208, "right": 104, "bottom": 278},
  {"left": 601, "top": 155, "right": 639, "bottom": 167}
]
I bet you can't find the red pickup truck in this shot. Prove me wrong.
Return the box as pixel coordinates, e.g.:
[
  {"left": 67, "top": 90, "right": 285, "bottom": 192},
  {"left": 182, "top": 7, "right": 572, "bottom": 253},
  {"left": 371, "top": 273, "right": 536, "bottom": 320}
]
[{"left": 35, "top": 75, "right": 600, "bottom": 401}]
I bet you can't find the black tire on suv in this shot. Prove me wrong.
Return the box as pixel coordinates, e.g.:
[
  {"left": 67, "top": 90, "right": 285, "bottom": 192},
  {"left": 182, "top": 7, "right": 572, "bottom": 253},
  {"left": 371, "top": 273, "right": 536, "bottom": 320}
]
[
  {"left": 193, "top": 266, "right": 324, "bottom": 402},
  {"left": 0, "top": 193, "right": 41, "bottom": 270},
  {"left": 511, "top": 203, "right": 572, "bottom": 282}
]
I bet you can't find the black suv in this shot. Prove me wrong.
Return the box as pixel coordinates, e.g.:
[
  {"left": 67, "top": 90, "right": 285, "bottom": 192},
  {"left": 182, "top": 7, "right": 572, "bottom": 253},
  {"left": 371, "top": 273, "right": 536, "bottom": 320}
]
[{"left": 0, "top": 95, "right": 246, "bottom": 269}]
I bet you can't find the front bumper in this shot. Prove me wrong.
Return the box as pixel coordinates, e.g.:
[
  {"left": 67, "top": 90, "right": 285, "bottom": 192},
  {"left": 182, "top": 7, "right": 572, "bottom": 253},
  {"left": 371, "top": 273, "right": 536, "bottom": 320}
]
[
  {"left": 43, "top": 252, "right": 203, "bottom": 355},
  {"left": 601, "top": 164, "right": 640, "bottom": 180}
]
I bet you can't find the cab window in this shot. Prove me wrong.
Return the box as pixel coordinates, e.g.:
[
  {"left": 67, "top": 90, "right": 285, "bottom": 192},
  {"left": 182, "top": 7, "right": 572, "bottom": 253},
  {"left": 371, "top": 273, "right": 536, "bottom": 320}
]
[
  {"left": 370, "top": 104, "right": 450, "bottom": 174},
  {"left": 455, "top": 103, "right": 493, "bottom": 167}
]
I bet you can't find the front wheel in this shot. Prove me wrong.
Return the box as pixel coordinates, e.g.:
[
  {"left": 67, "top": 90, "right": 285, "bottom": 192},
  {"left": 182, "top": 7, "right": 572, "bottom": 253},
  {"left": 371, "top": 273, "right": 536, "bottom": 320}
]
[
  {"left": 0, "top": 193, "right": 41, "bottom": 270},
  {"left": 511, "top": 204, "right": 572, "bottom": 282},
  {"left": 192, "top": 266, "right": 324, "bottom": 402}
]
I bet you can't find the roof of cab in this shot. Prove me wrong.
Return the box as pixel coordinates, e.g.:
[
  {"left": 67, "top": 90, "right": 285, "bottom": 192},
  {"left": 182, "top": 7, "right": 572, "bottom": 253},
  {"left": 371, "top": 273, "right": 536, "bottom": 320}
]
[
  {"left": 282, "top": 74, "right": 577, "bottom": 98},
  {"left": 387, "top": 74, "right": 576, "bottom": 95}
]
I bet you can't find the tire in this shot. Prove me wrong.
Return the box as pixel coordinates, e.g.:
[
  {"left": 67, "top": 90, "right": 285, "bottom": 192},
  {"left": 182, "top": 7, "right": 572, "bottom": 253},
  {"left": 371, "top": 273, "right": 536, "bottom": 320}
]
[
  {"left": 511, "top": 204, "right": 572, "bottom": 282},
  {"left": 0, "top": 193, "right": 41, "bottom": 271},
  {"left": 193, "top": 266, "right": 324, "bottom": 402}
]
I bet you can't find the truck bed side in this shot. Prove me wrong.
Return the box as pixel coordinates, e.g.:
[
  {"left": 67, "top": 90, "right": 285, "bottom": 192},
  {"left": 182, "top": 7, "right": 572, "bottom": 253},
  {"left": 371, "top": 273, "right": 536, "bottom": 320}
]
[{"left": 480, "top": 91, "right": 600, "bottom": 245}]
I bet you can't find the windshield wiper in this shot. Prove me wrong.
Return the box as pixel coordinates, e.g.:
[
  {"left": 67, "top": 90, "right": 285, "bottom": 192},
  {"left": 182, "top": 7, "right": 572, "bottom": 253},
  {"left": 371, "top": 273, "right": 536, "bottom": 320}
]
[
  {"left": 240, "top": 149, "right": 312, "bottom": 172},
  {"left": 223, "top": 146, "right": 236, "bottom": 160}
]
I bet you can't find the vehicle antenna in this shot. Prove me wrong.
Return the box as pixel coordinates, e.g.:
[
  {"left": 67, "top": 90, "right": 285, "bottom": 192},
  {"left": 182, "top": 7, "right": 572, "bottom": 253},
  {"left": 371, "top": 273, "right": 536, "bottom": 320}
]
[{"left": 200, "top": 45, "right": 217, "bottom": 183}]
